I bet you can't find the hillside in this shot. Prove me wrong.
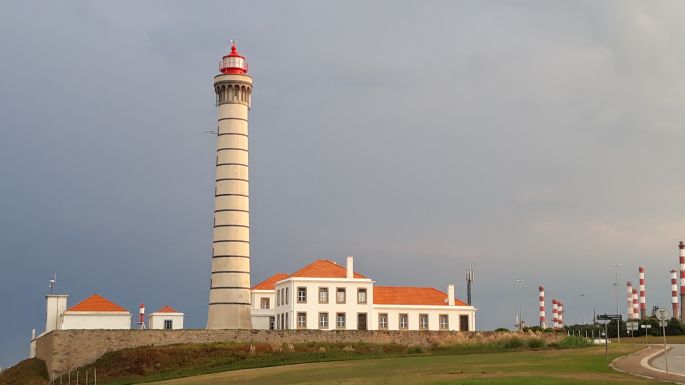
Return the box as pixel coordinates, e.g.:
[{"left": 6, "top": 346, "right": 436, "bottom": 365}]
[{"left": 0, "top": 359, "right": 48, "bottom": 385}]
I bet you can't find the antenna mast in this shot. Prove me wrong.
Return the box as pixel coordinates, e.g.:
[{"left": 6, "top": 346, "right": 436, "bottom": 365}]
[
  {"left": 466, "top": 264, "right": 474, "bottom": 305},
  {"left": 48, "top": 273, "right": 57, "bottom": 294}
]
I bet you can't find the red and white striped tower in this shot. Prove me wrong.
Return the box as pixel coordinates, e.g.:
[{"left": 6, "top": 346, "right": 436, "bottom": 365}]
[
  {"left": 558, "top": 301, "right": 564, "bottom": 328},
  {"left": 632, "top": 288, "right": 638, "bottom": 320},
  {"left": 672, "top": 269, "right": 679, "bottom": 320},
  {"left": 680, "top": 241, "right": 685, "bottom": 321},
  {"left": 638, "top": 266, "right": 646, "bottom": 319},
  {"left": 626, "top": 282, "right": 634, "bottom": 319},
  {"left": 138, "top": 303, "right": 145, "bottom": 329},
  {"left": 552, "top": 299, "right": 558, "bottom": 329},
  {"left": 539, "top": 286, "right": 546, "bottom": 328}
]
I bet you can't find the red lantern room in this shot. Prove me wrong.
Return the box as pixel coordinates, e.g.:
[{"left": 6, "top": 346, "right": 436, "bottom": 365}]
[{"left": 220, "top": 41, "right": 248, "bottom": 75}]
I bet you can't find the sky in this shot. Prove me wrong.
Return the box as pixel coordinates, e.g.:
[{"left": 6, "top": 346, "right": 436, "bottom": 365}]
[{"left": 2, "top": 0, "right": 685, "bottom": 368}]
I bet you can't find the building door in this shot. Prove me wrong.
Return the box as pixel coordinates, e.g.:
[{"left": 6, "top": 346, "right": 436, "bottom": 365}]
[
  {"left": 357, "top": 313, "right": 367, "bottom": 330},
  {"left": 460, "top": 315, "right": 469, "bottom": 331}
]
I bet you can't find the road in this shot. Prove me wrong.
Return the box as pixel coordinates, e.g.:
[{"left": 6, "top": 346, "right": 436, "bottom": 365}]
[{"left": 650, "top": 343, "right": 685, "bottom": 376}]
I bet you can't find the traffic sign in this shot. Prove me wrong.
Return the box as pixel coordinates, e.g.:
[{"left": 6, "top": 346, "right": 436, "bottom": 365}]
[
  {"left": 596, "top": 314, "right": 622, "bottom": 321},
  {"left": 641, "top": 325, "right": 652, "bottom": 329},
  {"left": 655, "top": 308, "right": 670, "bottom": 321},
  {"left": 626, "top": 321, "right": 639, "bottom": 331}
]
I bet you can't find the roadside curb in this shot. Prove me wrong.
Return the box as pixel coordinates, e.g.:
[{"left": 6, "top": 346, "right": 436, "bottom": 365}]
[{"left": 611, "top": 345, "right": 685, "bottom": 385}]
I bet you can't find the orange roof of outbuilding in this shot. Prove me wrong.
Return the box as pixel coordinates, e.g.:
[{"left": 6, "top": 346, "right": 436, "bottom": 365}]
[
  {"left": 373, "top": 286, "right": 468, "bottom": 306},
  {"left": 290, "top": 259, "right": 366, "bottom": 279},
  {"left": 156, "top": 305, "right": 179, "bottom": 313},
  {"left": 67, "top": 294, "right": 128, "bottom": 312},
  {"left": 252, "top": 273, "right": 290, "bottom": 290}
]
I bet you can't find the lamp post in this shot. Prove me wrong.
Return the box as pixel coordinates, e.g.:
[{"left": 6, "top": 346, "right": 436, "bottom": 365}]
[
  {"left": 515, "top": 279, "right": 525, "bottom": 331},
  {"left": 579, "top": 293, "right": 586, "bottom": 325},
  {"left": 610, "top": 263, "right": 622, "bottom": 342}
]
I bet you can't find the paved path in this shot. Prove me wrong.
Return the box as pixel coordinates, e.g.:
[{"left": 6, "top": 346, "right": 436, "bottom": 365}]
[
  {"left": 612, "top": 345, "right": 685, "bottom": 384},
  {"left": 651, "top": 344, "right": 685, "bottom": 376}
]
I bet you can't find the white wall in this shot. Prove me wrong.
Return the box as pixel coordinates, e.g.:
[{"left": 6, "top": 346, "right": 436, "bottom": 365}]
[
  {"left": 274, "top": 278, "right": 374, "bottom": 330},
  {"left": 45, "top": 295, "right": 68, "bottom": 333},
  {"left": 251, "top": 290, "right": 276, "bottom": 330},
  {"left": 62, "top": 312, "right": 131, "bottom": 330},
  {"left": 148, "top": 313, "right": 184, "bottom": 330},
  {"left": 371, "top": 305, "right": 476, "bottom": 331}
]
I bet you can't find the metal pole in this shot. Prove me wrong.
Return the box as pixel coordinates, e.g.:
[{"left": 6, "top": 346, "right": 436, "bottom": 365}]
[
  {"left": 579, "top": 294, "right": 585, "bottom": 325},
  {"left": 611, "top": 263, "right": 622, "bottom": 343},
  {"left": 605, "top": 322, "right": 609, "bottom": 361},
  {"left": 663, "top": 322, "right": 669, "bottom": 374},
  {"left": 515, "top": 279, "right": 524, "bottom": 331}
]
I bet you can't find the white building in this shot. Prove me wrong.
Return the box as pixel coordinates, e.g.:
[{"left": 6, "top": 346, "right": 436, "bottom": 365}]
[
  {"left": 148, "top": 305, "right": 185, "bottom": 330},
  {"left": 45, "top": 294, "right": 132, "bottom": 331},
  {"left": 250, "top": 257, "right": 476, "bottom": 331}
]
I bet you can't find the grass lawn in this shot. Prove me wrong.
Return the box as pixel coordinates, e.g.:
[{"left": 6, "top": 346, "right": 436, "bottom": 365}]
[{"left": 151, "top": 345, "right": 660, "bottom": 385}]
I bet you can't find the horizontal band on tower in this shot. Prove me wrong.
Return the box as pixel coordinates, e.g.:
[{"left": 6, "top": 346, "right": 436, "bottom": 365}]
[
  {"left": 217, "top": 148, "right": 248, "bottom": 152},
  {"left": 213, "top": 240, "right": 250, "bottom": 244},
  {"left": 217, "top": 101, "right": 250, "bottom": 106},
  {"left": 210, "top": 286, "right": 252, "bottom": 290},
  {"left": 209, "top": 302, "right": 251, "bottom": 306},
  {"left": 214, "top": 224, "right": 250, "bottom": 229},
  {"left": 215, "top": 193, "right": 249, "bottom": 198},
  {"left": 212, "top": 255, "right": 250, "bottom": 259},
  {"left": 216, "top": 178, "right": 249, "bottom": 183},
  {"left": 218, "top": 117, "right": 248, "bottom": 122},
  {"left": 216, "top": 163, "right": 248, "bottom": 167},
  {"left": 218, "top": 133, "right": 248, "bottom": 137},
  {"left": 211, "top": 270, "right": 250, "bottom": 274},
  {"left": 215, "top": 209, "right": 249, "bottom": 213}
]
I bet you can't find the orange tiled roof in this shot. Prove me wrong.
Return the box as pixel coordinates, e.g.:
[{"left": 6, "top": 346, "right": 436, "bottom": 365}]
[
  {"left": 373, "top": 286, "right": 468, "bottom": 306},
  {"left": 290, "top": 259, "right": 366, "bottom": 279},
  {"left": 252, "top": 273, "right": 289, "bottom": 290},
  {"left": 67, "top": 294, "right": 128, "bottom": 312},
  {"left": 156, "top": 305, "right": 179, "bottom": 313}
]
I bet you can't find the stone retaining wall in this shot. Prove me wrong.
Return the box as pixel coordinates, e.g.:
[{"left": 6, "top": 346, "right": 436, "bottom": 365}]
[{"left": 35, "top": 329, "right": 563, "bottom": 377}]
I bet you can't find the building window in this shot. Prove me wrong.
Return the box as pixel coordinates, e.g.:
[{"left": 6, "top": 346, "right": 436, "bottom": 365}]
[
  {"left": 319, "top": 312, "right": 329, "bottom": 329},
  {"left": 419, "top": 314, "right": 429, "bottom": 330},
  {"left": 297, "top": 312, "right": 307, "bottom": 329},
  {"left": 319, "top": 287, "right": 329, "bottom": 303},
  {"left": 399, "top": 314, "right": 408, "bottom": 330},
  {"left": 357, "top": 288, "right": 367, "bottom": 304},
  {"left": 164, "top": 320, "right": 173, "bottom": 330},
  {"left": 336, "top": 288, "right": 346, "bottom": 304},
  {"left": 297, "top": 287, "right": 307, "bottom": 303},
  {"left": 439, "top": 314, "right": 449, "bottom": 330},
  {"left": 269, "top": 316, "right": 275, "bottom": 330},
  {"left": 277, "top": 290, "right": 281, "bottom": 306},
  {"left": 378, "top": 313, "right": 388, "bottom": 330},
  {"left": 336, "top": 313, "right": 346, "bottom": 329},
  {"left": 261, "top": 297, "right": 270, "bottom": 309},
  {"left": 285, "top": 312, "right": 289, "bottom": 329},
  {"left": 460, "top": 315, "right": 469, "bottom": 331},
  {"left": 285, "top": 288, "right": 289, "bottom": 304}
]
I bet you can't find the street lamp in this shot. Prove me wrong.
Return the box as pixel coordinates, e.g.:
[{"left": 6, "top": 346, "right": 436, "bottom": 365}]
[
  {"left": 515, "top": 279, "right": 525, "bottom": 331},
  {"left": 610, "top": 263, "right": 622, "bottom": 342}
]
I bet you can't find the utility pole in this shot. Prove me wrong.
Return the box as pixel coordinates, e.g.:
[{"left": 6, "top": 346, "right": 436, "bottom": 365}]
[{"left": 579, "top": 293, "right": 586, "bottom": 325}]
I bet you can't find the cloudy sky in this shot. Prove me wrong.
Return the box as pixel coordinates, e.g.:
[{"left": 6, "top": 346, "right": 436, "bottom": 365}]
[{"left": 2, "top": 0, "right": 685, "bottom": 368}]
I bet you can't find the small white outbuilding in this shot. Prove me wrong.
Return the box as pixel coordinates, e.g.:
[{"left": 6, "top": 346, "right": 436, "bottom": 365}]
[
  {"left": 60, "top": 294, "right": 131, "bottom": 330},
  {"left": 148, "top": 305, "right": 184, "bottom": 330}
]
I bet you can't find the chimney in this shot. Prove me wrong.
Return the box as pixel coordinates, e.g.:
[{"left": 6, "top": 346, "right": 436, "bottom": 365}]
[
  {"left": 346, "top": 256, "right": 354, "bottom": 279},
  {"left": 448, "top": 284, "right": 455, "bottom": 306}
]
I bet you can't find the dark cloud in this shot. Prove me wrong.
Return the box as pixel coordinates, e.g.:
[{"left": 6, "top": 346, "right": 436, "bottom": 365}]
[{"left": 2, "top": 0, "right": 685, "bottom": 368}]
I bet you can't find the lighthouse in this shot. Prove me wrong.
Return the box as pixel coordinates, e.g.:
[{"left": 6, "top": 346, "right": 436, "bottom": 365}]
[{"left": 207, "top": 42, "right": 253, "bottom": 329}]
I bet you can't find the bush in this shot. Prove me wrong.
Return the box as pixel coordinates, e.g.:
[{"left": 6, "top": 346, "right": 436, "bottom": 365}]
[
  {"left": 526, "top": 338, "right": 546, "bottom": 349},
  {"left": 503, "top": 337, "right": 525, "bottom": 349},
  {"left": 494, "top": 328, "right": 510, "bottom": 332},
  {"left": 558, "top": 336, "right": 590, "bottom": 348}
]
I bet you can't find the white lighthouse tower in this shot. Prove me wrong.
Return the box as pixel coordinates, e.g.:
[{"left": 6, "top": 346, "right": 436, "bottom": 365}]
[{"left": 207, "top": 42, "right": 253, "bottom": 329}]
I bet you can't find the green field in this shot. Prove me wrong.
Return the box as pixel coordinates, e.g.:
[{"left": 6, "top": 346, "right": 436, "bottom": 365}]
[{"left": 151, "top": 345, "right": 660, "bottom": 385}]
